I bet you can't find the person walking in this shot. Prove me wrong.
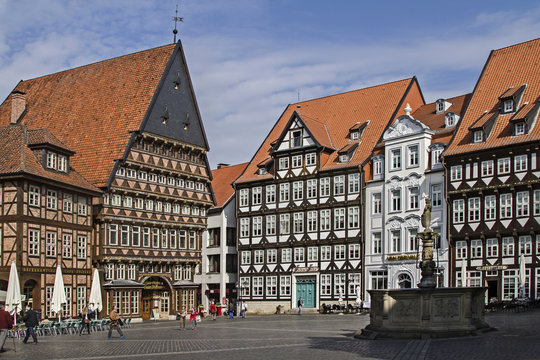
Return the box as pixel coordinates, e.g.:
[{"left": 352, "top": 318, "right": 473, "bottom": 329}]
[
  {"left": 189, "top": 308, "right": 198, "bottom": 330},
  {"left": 178, "top": 306, "right": 187, "bottom": 330},
  {"left": 0, "top": 303, "right": 13, "bottom": 352},
  {"left": 79, "top": 306, "right": 91, "bottom": 335},
  {"left": 22, "top": 304, "right": 38, "bottom": 344},
  {"left": 209, "top": 301, "right": 217, "bottom": 321},
  {"left": 107, "top": 305, "right": 125, "bottom": 339},
  {"left": 297, "top": 297, "right": 304, "bottom": 315},
  {"left": 241, "top": 301, "right": 248, "bottom": 319},
  {"left": 228, "top": 301, "right": 235, "bottom": 319}
]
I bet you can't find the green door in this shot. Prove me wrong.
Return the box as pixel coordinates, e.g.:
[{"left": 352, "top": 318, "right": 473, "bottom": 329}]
[{"left": 296, "top": 277, "right": 316, "bottom": 308}]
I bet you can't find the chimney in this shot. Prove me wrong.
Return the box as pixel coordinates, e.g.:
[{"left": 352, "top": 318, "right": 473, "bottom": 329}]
[
  {"left": 217, "top": 163, "right": 230, "bottom": 169},
  {"left": 10, "top": 91, "right": 26, "bottom": 124}
]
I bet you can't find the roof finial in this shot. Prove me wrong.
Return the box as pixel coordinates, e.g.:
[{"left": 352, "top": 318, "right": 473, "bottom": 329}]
[
  {"left": 404, "top": 103, "right": 412, "bottom": 116},
  {"left": 172, "top": 4, "right": 184, "bottom": 43}
]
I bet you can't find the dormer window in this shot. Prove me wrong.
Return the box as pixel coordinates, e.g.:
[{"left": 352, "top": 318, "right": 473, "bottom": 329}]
[
  {"left": 292, "top": 130, "right": 302, "bottom": 147},
  {"left": 339, "top": 154, "right": 349, "bottom": 163},
  {"left": 435, "top": 99, "right": 451, "bottom": 114},
  {"left": 514, "top": 122, "right": 527, "bottom": 136},
  {"left": 437, "top": 101, "right": 444, "bottom": 113},
  {"left": 350, "top": 131, "right": 359, "bottom": 140},
  {"left": 258, "top": 168, "right": 267, "bottom": 175},
  {"left": 46, "top": 152, "right": 57, "bottom": 169},
  {"left": 473, "top": 130, "right": 484, "bottom": 143},
  {"left": 45, "top": 151, "right": 69, "bottom": 173},
  {"left": 58, "top": 155, "right": 67, "bottom": 172},
  {"left": 445, "top": 113, "right": 458, "bottom": 127},
  {"left": 503, "top": 99, "right": 514, "bottom": 113}
]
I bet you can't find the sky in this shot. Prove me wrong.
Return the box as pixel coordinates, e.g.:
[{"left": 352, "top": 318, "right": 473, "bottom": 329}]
[{"left": 0, "top": 0, "right": 539, "bottom": 168}]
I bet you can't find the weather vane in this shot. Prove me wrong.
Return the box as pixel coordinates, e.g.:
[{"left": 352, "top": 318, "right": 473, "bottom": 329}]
[{"left": 172, "top": 4, "right": 183, "bottom": 43}]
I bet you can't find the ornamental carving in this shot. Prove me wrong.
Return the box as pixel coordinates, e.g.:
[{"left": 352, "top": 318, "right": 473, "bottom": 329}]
[
  {"left": 393, "top": 299, "right": 419, "bottom": 318},
  {"left": 388, "top": 178, "right": 402, "bottom": 190},
  {"left": 387, "top": 219, "right": 403, "bottom": 229},
  {"left": 405, "top": 217, "right": 420, "bottom": 228},
  {"left": 433, "top": 297, "right": 460, "bottom": 320},
  {"left": 405, "top": 175, "right": 420, "bottom": 187}
]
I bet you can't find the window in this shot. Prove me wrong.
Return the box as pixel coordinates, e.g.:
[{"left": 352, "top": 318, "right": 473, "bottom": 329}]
[
  {"left": 334, "top": 245, "right": 346, "bottom": 260},
  {"left": 306, "top": 179, "right": 317, "bottom": 198},
  {"left": 63, "top": 194, "right": 73, "bottom": 213},
  {"left": 450, "top": 166, "right": 462, "bottom": 181},
  {"left": 321, "top": 274, "right": 332, "bottom": 295},
  {"left": 109, "top": 224, "right": 118, "bottom": 245},
  {"left": 408, "top": 145, "right": 419, "bottom": 167},
  {"left": 338, "top": 154, "right": 349, "bottom": 163},
  {"left": 78, "top": 197, "right": 87, "bottom": 216},
  {"left": 46, "top": 190, "right": 57, "bottom": 210},
  {"left": 184, "top": 265, "right": 192, "bottom": 280},
  {"left": 62, "top": 234, "right": 72, "bottom": 258},
  {"left": 408, "top": 229, "right": 418, "bottom": 252},
  {"left": 279, "top": 157, "right": 289, "bottom": 170},
  {"left": 281, "top": 248, "right": 291, "bottom": 262},
  {"left": 349, "top": 244, "right": 360, "bottom": 259},
  {"left": 372, "top": 232, "right": 382, "bottom": 254},
  {"left": 320, "top": 177, "right": 330, "bottom": 197},
  {"left": 241, "top": 251, "right": 251, "bottom": 265},
  {"left": 188, "top": 231, "right": 197, "bottom": 249},
  {"left": 516, "top": 191, "right": 529, "bottom": 217},
  {"left": 279, "top": 214, "right": 290, "bottom": 234},
  {"left": 334, "top": 273, "right": 346, "bottom": 296},
  {"left": 471, "top": 239, "right": 482, "bottom": 258},
  {"left": 349, "top": 173, "right": 360, "bottom": 193},
  {"left": 143, "top": 228, "right": 151, "bottom": 248},
  {"left": 535, "top": 190, "right": 540, "bottom": 215},
  {"left": 267, "top": 249, "right": 277, "bottom": 263},
  {"left": 47, "top": 152, "right": 57, "bottom": 169},
  {"left": 321, "top": 246, "right": 331, "bottom": 260},
  {"left": 29, "top": 185, "right": 40, "bottom": 207},
  {"left": 486, "top": 238, "right": 498, "bottom": 258},
  {"left": 46, "top": 232, "right": 56, "bottom": 257},
  {"left": 348, "top": 207, "right": 359, "bottom": 228},
  {"left": 251, "top": 277, "right": 263, "bottom": 296},
  {"left": 515, "top": 122, "right": 526, "bottom": 136},
  {"left": 515, "top": 155, "right": 527, "bottom": 172},
  {"left": 481, "top": 161, "right": 494, "bottom": 176},
  {"left": 391, "top": 230, "right": 401, "bottom": 253},
  {"left": 503, "top": 99, "right": 514, "bottom": 113},
  {"left": 135, "top": 198, "right": 144, "bottom": 210},
  {"left": 239, "top": 189, "right": 248, "bottom": 207},
  {"left": 503, "top": 270, "right": 518, "bottom": 300},
  {"left": 294, "top": 247, "right": 304, "bottom": 262},
  {"left": 307, "top": 211, "right": 317, "bottom": 232},
  {"left": 292, "top": 155, "right": 302, "bottom": 168},
  {"left": 350, "top": 131, "right": 359, "bottom": 140},
  {"left": 431, "top": 184, "right": 442, "bottom": 207},
  {"left": 266, "top": 215, "right": 276, "bottom": 235},
  {"left": 468, "top": 198, "right": 480, "bottom": 222},
  {"left": 161, "top": 229, "right": 168, "bottom": 248},
  {"left": 484, "top": 195, "right": 496, "bottom": 220},
  {"left": 293, "top": 181, "right": 303, "bottom": 200},
  {"left": 307, "top": 247, "right": 318, "bottom": 261},
  {"left": 240, "top": 218, "right": 250, "bottom": 238},
  {"left": 280, "top": 276, "right": 291, "bottom": 296},
  {"left": 279, "top": 183, "right": 289, "bottom": 202},
  {"left": 334, "top": 175, "right": 345, "bottom": 195},
  {"left": 391, "top": 189, "right": 401, "bottom": 212},
  {"left": 498, "top": 158, "right": 511, "bottom": 174},
  {"left": 28, "top": 229, "right": 39, "bottom": 256},
  {"left": 266, "top": 185, "right": 276, "bottom": 203},
  {"left": 117, "top": 264, "right": 125, "bottom": 280},
  {"left": 254, "top": 250, "right": 264, "bottom": 264},
  {"left": 390, "top": 149, "right": 401, "bottom": 170},
  {"left": 252, "top": 216, "right": 262, "bottom": 236},
  {"left": 121, "top": 225, "right": 129, "bottom": 246},
  {"left": 58, "top": 155, "right": 67, "bottom": 172},
  {"left": 266, "top": 276, "right": 277, "bottom": 296},
  {"left": 500, "top": 194, "right": 512, "bottom": 219},
  {"left": 305, "top": 153, "right": 316, "bottom": 166},
  {"left": 155, "top": 201, "right": 163, "bottom": 212},
  {"left": 453, "top": 199, "right": 465, "bottom": 223},
  {"left": 519, "top": 235, "right": 532, "bottom": 255},
  {"left": 372, "top": 192, "right": 382, "bottom": 214},
  {"left": 77, "top": 235, "right": 87, "bottom": 259},
  {"left": 348, "top": 273, "right": 362, "bottom": 295},
  {"left": 456, "top": 241, "right": 467, "bottom": 259},
  {"left": 373, "top": 158, "right": 383, "bottom": 177},
  {"left": 409, "top": 187, "right": 419, "bottom": 210},
  {"left": 320, "top": 209, "right": 331, "bottom": 231},
  {"left": 77, "top": 286, "right": 86, "bottom": 316},
  {"left": 334, "top": 208, "right": 345, "bottom": 229},
  {"left": 432, "top": 148, "right": 442, "bottom": 167},
  {"left": 502, "top": 237, "right": 514, "bottom": 256},
  {"left": 446, "top": 113, "right": 456, "bottom": 127},
  {"left": 252, "top": 187, "right": 262, "bottom": 205},
  {"left": 63, "top": 286, "right": 72, "bottom": 316},
  {"left": 473, "top": 131, "right": 484, "bottom": 143},
  {"left": 181, "top": 205, "right": 189, "bottom": 215}
]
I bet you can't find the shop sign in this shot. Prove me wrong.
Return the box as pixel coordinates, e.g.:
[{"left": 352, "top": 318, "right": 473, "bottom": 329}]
[{"left": 476, "top": 265, "right": 508, "bottom": 271}]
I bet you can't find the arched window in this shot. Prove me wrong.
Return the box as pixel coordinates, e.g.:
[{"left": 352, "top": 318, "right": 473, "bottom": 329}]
[{"left": 398, "top": 273, "right": 412, "bottom": 289}]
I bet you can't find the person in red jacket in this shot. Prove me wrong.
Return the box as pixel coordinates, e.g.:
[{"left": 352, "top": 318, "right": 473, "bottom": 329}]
[
  {"left": 0, "top": 303, "right": 13, "bottom": 353},
  {"left": 209, "top": 301, "right": 217, "bottom": 321}
]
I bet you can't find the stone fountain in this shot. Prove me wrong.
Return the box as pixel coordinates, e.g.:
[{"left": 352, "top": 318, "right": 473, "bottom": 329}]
[{"left": 356, "top": 199, "right": 491, "bottom": 339}]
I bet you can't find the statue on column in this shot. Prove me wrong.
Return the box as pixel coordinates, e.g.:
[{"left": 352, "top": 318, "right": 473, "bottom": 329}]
[{"left": 418, "top": 198, "right": 436, "bottom": 288}]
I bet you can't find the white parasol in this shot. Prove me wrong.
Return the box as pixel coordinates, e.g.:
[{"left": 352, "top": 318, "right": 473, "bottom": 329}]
[
  {"left": 5, "top": 262, "right": 22, "bottom": 325},
  {"left": 461, "top": 259, "right": 467, "bottom": 287},
  {"left": 50, "top": 265, "right": 67, "bottom": 321},
  {"left": 519, "top": 254, "right": 526, "bottom": 298},
  {"left": 355, "top": 285, "right": 362, "bottom": 305},
  {"left": 88, "top": 268, "right": 102, "bottom": 319}
]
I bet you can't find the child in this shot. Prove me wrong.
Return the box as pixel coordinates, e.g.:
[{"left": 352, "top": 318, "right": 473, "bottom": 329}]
[{"left": 189, "top": 307, "right": 198, "bottom": 330}]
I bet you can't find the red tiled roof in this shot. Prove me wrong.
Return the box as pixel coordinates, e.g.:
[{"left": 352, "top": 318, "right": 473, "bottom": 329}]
[
  {"left": 446, "top": 38, "right": 540, "bottom": 156},
  {"left": 236, "top": 78, "right": 424, "bottom": 183},
  {"left": 211, "top": 162, "right": 249, "bottom": 209},
  {"left": 0, "top": 125, "right": 100, "bottom": 193},
  {"left": 0, "top": 44, "right": 176, "bottom": 187}
]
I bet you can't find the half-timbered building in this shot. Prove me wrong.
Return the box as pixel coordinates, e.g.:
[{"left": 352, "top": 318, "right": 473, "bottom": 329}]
[
  {"left": 363, "top": 94, "right": 470, "bottom": 305},
  {"left": 234, "top": 78, "right": 424, "bottom": 313},
  {"left": 0, "top": 123, "right": 100, "bottom": 318},
  {"left": 444, "top": 38, "right": 540, "bottom": 301},
  {"left": 0, "top": 42, "right": 214, "bottom": 320}
]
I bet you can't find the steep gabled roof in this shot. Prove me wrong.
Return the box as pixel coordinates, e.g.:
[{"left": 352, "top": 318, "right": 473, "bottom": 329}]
[
  {"left": 445, "top": 38, "right": 540, "bottom": 156},
  {"left": 236, "top": 77, "right": 424, "bottom": 183},
  {"left": 210, "top": 162, "right": 249, "bottom": 210},
  {"left": 0, "top": 125, "right": 99, "bottom": 193},
  {"left": 0, "top": 43, "right": 184, "bottom": 187}
]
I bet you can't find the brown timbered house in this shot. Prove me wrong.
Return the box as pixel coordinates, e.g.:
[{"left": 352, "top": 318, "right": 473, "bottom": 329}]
[
  {"left": 444, "top": 38, "right": 540, "bottom": 301},
  {"left": 0, "top": 124, "right": 100, "bottom": 318},
  {"left": 234, "top": 78, "right": 424, "bottom": 313},
  {"left": 0, "top": 42, "right": 214, "bottom": 320}
]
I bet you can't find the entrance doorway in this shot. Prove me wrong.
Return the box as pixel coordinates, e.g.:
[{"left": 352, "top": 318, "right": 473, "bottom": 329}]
[
  {"left": 397, "top": 273, "right": 412, "bottom": 289},
  {"left": 487, "top": 280, "right": 498, "bottom": 301},
  {"left": 296, "top": 276, "right": 316, "bottom": 308},
  {"left": 142, "top": 277, "right": 172, "bottom": 320}
]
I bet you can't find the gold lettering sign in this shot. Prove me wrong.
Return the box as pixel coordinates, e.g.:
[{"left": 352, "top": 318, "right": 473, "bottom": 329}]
[{"left": 386, "top": 254, "right": 418, "bottom": 261}]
